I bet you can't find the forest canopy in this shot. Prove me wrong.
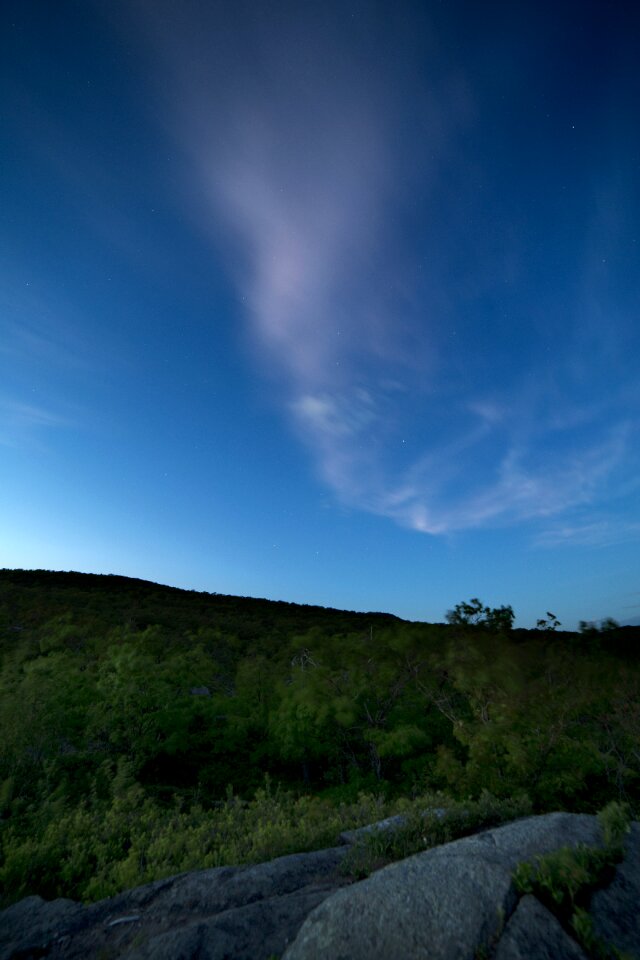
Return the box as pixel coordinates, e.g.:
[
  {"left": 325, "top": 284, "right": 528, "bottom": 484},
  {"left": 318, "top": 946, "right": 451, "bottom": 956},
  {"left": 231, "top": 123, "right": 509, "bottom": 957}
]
[{"left": 0, "top": 569, "right": 638, "bottom": 905}]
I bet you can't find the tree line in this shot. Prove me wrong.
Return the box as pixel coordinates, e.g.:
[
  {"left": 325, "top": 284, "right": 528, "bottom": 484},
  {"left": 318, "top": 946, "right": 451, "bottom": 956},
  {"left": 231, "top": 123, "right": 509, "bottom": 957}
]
[{"left": 0, "top": 570, "right": 638, "bottom": 902}]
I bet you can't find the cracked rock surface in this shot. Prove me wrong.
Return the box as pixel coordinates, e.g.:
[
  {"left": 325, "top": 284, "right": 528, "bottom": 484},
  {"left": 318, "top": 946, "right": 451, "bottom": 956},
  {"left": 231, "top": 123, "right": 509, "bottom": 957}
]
[{"left": 1, "top": 813, "right": 638, "bottom": 959}]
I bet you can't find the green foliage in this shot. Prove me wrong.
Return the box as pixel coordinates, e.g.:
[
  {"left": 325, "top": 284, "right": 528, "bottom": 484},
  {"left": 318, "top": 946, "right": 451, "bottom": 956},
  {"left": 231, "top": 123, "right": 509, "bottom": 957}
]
[
  {"left": 570, "top": 909, "right": 635, "bottom": 960},
  {"left": 1, "top": 570, "right": 639, "bottom": 906},
  {"left": 598, "top": 801, "right": 632, "bottom": 853},
  {"left": 513, "top": 845, "right": 611, "bottom": 912},
  {"left": 342, "top": 789, "right": 532, "bottom": 879},
  {"left": 445, "top": 598, "right": 515, "bottom": 633},
  {"left": 0, "top": 772, "right": 397, "bottom": 904},
  {"left": 579, "top": 618, "right": 621, "bottom": 635},
  {"left": 536, "top": 612, "right": 561, "bottom": 631},
  {"left": 513, "top": 801, "right": 632, "bottom": 960}
]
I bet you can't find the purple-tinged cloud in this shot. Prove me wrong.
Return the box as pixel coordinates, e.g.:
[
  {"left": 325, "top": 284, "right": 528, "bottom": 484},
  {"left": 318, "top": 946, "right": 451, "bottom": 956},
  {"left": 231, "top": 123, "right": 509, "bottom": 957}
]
[{"left": 126, "top": 1, "right": 639, "bottom": 541}]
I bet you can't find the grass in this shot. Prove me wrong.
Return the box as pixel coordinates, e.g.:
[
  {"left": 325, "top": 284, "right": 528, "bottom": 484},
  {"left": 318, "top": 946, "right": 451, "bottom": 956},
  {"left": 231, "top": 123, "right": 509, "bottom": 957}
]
[
  {"left": 340, "top": 789, "right": 533, "bottom": 879},
  {"left": 1, "top": 774, "right": 534, "bottom": 905}
]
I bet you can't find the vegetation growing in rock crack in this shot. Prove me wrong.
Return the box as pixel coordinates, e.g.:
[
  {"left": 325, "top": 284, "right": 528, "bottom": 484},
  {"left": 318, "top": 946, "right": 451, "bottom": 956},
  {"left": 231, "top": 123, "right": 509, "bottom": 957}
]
[{"left": 513, "top": 801, "right": 633, "bottom": 960}]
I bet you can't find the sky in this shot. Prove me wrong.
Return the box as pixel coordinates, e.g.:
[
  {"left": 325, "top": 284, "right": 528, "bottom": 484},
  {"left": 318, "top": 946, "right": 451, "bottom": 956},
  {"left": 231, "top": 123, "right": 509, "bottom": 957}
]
[{"left": 1, "top": 0, "right": 639, "bottom": 628}]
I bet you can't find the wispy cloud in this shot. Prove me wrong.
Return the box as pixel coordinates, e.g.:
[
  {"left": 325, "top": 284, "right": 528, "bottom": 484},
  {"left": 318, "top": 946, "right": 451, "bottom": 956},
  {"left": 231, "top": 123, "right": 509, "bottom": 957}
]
[
  {"left": 0, "top": 313, "right": 87, "bottom": 372},
  {"left": 534, "top": 518, "right": 640, "bottom": 549},
  {"left": 131, "top": 2, "right": 640, "bottom": 542},
  {"left": 0, "top": 398, "right": 74, "bottom": 450},
  {"left": 1, "top": 400, "right": 70, "bottom": 429}
]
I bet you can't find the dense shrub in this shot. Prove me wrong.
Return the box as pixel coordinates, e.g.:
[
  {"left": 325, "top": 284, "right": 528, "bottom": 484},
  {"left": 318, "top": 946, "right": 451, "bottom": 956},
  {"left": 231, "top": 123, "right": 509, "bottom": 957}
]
[{"left": 1, "top": 571, "right": 639, "bottom": 904}]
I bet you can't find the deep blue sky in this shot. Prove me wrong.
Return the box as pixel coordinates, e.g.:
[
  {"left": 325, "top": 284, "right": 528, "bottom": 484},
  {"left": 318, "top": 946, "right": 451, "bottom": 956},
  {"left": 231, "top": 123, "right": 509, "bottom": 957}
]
[{"left": 2, "top": 0, "right": 639, "bottom": 627}]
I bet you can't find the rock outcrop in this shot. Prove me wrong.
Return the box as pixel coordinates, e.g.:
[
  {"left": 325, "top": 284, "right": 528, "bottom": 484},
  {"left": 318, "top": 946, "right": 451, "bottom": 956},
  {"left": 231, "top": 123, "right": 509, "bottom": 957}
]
[
  {"left": 1, "top": 813, "right": 638, "bottom": 959},
  {"left": 0, "top": 846, "right": 350, "bottom": 960}
]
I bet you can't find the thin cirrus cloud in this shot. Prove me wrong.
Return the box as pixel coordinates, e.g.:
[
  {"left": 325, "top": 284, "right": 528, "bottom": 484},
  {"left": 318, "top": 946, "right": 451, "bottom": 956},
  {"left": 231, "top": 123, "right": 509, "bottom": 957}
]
[
  {"left": 0, "top": 398, "right": 72, "bottom": 449},
  {"left": 132, "top": 2, "right": 637, "bottom": 540},
  {"left": 0, "top": 399, "right": 69, "bottom": 429},
  {"left": 534, "top": 518, "right": 640, "bottom": 550}
]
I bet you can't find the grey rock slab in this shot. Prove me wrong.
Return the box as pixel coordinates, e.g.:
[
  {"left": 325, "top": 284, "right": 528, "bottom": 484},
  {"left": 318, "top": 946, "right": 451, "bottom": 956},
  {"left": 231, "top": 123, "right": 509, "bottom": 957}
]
[
  {"left": 122, "top": 885, "right": 338, "bottom": 960},
  {"left": 590, "top": 821, "right": 640, "bottom": 959},
  {"left": 0, "top": 895, "right": 85, "bottom": 960},
  {"left": 339, "top": 807, "right": 448, "bottom": 845},
  {"left": 435, "top": 812, "right": 603, "bottom": 871},
  {"left": 284, "top": 848, "right": 518, "bottom": 959},
  {"left": 339, "top": 813, "right": 409, "bottom": 845},
  {"left": 0, "top": 846, "right": 350, "bottom": 960},
  {"left": 118, "top": 845, "right": 349, "bottom": 922},
  {"left": 284, "top": 813, "right": 604, "bottom": 960},
  {"left": 494, "top": 895, "right": 589, "bottom": 960},
  {"left": 2, "top": 813, "right": 634, "bottom": 960}
]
